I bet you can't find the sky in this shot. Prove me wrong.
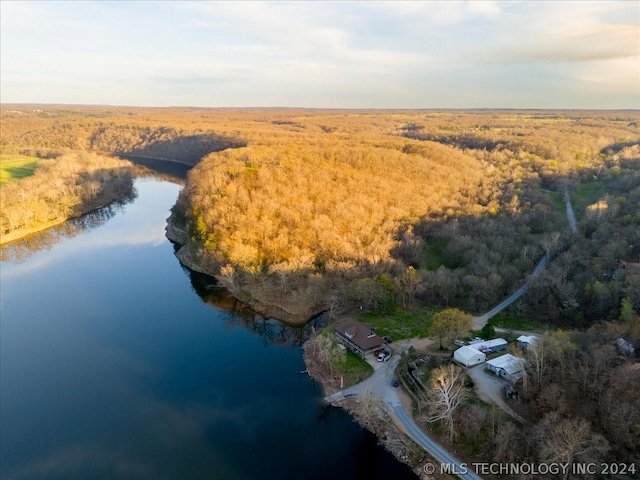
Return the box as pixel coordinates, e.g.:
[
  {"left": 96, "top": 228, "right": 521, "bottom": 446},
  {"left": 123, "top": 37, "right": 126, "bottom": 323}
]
[{"left": 1, "top": 1, "right": 638, "bottom": 109}]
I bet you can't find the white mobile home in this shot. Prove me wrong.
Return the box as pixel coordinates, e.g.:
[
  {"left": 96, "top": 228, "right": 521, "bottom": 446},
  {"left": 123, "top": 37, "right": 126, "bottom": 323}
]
[{"left": 471, "top": 338, "right": 508, "bottom": 354}]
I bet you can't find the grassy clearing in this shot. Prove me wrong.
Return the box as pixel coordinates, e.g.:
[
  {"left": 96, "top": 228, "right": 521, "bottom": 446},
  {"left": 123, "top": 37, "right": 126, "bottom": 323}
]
[
  {"left": 358, "top": 305, "right": 438, "bottom": 339},
  {"left": 487, "top": 313, "right": 552, "bottom": 333},
  {"left": 0, "top": 154, "right": 40, "bottom": 185},
  {"left": 572, "top": 181, "right": 607, "bottom": 219},
  {"left": 423, "top": 238, "right": 449, "bottom": 270},
  {"left": 423, "top": 238, "right": 467, "bottom": 270},
  {"left": 540, "top": 189, "right": 565, "bottom": 215}
]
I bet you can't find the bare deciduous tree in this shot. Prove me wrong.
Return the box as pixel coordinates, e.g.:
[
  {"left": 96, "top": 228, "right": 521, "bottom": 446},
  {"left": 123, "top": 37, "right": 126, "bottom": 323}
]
[
  {"left": 535, "top": 412, "right": 610, "bottom": 480},
  {"left": 423, "top": 364, "right": 468, "bottom": 441},
  {"left": 493, "top": 421, "right": 522, "bottom": 463}
]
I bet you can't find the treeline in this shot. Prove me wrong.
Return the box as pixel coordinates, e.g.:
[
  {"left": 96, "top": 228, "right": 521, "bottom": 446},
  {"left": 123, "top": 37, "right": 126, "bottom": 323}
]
[
  {"left": 2, "top": 106, "right": 639, "bottom": 323},
  {"left": 0, "top": 151, "right": 134, "bottom": 244},
  {"left": 414, "top": 137, "right": 640, "bottom": 324},
  {"left": 1, "top": 107, "right": 246, "bottom": 165}
]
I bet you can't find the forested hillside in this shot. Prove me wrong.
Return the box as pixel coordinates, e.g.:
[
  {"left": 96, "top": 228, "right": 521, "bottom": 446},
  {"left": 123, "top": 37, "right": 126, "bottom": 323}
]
[{"left": 2, "top": 106, "right": 639, "bottom": 324}]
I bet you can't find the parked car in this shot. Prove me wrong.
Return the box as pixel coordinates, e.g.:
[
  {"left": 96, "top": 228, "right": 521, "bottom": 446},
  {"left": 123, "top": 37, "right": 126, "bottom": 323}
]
[
  {"left": 377, "top": 352, "right": 386, "bottom": 362},
  {"left": 384, "top": 336, "right": 392, "bottom": 344}
]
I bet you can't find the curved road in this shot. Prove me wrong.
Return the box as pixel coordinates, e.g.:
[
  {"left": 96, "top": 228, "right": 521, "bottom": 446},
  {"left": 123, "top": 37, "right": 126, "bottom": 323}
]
[
  {"left": 326, "top": 353, "right": 483, "bottom": 480},
  {"left": 472, "top": 253, "right": 549, "bottom": 330}
]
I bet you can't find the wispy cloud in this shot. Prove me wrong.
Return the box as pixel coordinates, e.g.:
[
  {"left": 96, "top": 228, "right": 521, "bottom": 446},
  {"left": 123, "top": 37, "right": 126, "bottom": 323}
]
[{"left": 1, "top": 1, "right": 637, "bottom": 108}]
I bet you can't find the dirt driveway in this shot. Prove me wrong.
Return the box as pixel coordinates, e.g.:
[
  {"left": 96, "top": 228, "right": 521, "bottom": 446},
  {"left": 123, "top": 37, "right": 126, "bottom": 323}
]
[{"left": 465, "top": 364, "right": 526, "bottom": 423}]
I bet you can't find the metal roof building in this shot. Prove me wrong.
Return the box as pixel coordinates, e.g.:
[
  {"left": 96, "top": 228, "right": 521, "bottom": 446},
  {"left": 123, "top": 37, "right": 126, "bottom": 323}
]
[
  {"left": 453, "top": 345, "right": 486, "bottom": 367},
  {"left": 486, "top": 354, "right": 526, "bottom": 382}
]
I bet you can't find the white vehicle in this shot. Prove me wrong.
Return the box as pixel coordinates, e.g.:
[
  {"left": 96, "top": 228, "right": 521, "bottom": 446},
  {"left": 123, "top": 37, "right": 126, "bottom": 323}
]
[{"left": 377, "top": 351, "right": 391, "bottom": 362}]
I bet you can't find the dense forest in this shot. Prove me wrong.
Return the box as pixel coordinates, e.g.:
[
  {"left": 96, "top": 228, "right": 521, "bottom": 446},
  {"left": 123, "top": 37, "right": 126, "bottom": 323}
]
[
  {"left": 177, "top": 111, "right": 639, "bottom": 326},
  {"left": 2, "top": 106, "right": 639, "bottom": 324}
]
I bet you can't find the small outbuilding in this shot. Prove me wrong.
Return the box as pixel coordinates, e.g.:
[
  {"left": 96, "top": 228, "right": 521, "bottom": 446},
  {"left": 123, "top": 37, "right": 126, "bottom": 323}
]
[
  {"left": 517, "top": 335, "right": 538, "bottom": 349},
  {"left": 454, "top": 346, "right": 486, "bottom": 367},
  {"left": 615, "top": 338, "right": 635, "bottom": 356},
  {"left": 486, "top": 354, "right": 527, "bottom": 382},
  {"left": 334, "top": 318, "right": 385, "bottom": 358}
]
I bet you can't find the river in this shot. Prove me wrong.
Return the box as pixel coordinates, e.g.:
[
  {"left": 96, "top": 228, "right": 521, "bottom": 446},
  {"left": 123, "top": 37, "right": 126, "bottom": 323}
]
[{"left": 0, "top": 173, "right": 416, "bottom": 480}]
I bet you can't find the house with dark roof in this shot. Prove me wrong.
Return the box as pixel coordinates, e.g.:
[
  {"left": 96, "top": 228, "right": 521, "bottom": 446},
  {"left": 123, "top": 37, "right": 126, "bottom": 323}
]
[{"left": 334, "top": 318, "right": 385, "bottom": 358}]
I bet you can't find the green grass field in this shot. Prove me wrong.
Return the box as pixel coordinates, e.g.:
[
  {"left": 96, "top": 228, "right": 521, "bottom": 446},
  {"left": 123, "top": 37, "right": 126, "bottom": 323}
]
[
  {"left": 0, "top": 154, "right": 40, "bottom": 185},
  {"left": 572, "top": 181, "right": 607, "bottom": 219},
  {"left": 540, "top": 188, "right": 566, "bottom": 215},
  {"left": 359, "top": 305, "right": 438, "bottom": 339},
  {"left": 486, "top": 313, "right": 553, "bottom": 333}
]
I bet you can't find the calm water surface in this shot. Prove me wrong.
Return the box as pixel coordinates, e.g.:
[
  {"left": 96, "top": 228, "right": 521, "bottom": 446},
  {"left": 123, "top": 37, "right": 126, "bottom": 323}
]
[{"left": 0, "top": 177, "right": 416, "bottom": 480}]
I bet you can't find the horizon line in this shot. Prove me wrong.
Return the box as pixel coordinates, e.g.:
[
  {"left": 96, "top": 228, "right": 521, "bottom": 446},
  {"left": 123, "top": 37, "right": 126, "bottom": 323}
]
[{"left": 2, "top": 103, "right": 639, "bottom": 113}]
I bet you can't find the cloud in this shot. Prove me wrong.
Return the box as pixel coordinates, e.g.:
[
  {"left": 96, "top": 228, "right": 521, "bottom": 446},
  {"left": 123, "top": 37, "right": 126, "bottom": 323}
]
[{"left": 1, "top": 1, "right": 638, "bottom": 108}]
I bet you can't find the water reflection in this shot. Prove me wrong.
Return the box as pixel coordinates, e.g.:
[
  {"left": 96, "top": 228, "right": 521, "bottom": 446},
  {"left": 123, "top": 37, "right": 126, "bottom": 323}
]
[
  {"left": 0, "top": 189, "right": 137, "bottom": 263},
  {"left": 187, "top": 269, "right": 327, "bottom": 348},
  {"left": 1, "top": 174, "right": 418, "bottom": 480},
  {"left": 119, "top": 155, "right": 190, "bottom": 183}
]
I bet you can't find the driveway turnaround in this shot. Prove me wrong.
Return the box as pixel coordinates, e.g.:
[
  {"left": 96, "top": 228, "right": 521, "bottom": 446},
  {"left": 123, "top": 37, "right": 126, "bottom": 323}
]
[{"left": 325, "top": 352, "right": 484, "bottom": 480}]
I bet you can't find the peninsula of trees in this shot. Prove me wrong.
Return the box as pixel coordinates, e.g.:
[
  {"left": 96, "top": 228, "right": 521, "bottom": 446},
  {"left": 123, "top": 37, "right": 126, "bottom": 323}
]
[{"left": 0, "top": 151, "right": 134, "bottom": 245}]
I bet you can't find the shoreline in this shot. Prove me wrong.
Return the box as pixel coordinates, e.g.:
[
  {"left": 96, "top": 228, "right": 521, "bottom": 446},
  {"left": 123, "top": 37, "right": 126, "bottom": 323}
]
[
  {"left": 0, "top": 195, "right": 132, "bottom": 247},
  {"left": 165, "top": 212, "right": 325, "bottom": 326},
  {"left": 302, "top": 339, "right": 428, "bottom": 479}
]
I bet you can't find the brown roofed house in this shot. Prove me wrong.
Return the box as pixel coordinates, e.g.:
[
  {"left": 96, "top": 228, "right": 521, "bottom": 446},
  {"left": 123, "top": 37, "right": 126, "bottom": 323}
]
[{"left": 334, "top": 318, "right": 385, "bottom": 358}]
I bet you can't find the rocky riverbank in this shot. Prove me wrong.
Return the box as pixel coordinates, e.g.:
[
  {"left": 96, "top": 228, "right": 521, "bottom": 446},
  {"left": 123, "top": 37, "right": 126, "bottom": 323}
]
[{"left": 165, "top": 210, "right": 326, "bottom": 326}]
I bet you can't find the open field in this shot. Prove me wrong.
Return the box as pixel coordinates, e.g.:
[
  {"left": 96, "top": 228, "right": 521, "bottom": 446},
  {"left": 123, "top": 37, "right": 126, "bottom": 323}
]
[
  {"left": 571, "top": 181, "right": 608, "bottom": 219},
  {"left": 486, "top": 313, "right": 553, "bottom": 333},
  {"left": 359, "top": 306, "right": 439, "bottom": 340},
  {"left": 0, "top": 154, "right": 39, "bottom": 185}
]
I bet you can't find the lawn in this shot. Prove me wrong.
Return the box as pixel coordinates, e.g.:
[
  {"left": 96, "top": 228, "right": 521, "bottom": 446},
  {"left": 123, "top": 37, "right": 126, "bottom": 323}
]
[
  {"left": 358, "top": 306, "right": 437, "bottom": 340},
  {"left": 334, "top": 349, "right": 373, "bottom": 386},
  {"left": 0, "top": 154, "right": 40, "bottom": 185},
  {"left": 313, "top": 327, "right": 374, "bottom": 386}
]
